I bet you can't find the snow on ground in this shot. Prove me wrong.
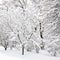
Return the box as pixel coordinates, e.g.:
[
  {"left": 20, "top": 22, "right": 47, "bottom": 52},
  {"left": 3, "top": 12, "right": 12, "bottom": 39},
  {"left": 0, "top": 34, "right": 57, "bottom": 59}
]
[{"left": 0, "top": 47, "right": 60, "bottom": 60}]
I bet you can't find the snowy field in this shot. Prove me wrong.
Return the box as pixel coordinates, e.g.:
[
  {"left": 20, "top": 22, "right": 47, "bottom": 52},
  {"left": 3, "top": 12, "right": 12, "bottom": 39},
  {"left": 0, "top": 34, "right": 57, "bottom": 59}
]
[{"left": 0, "top": 47, "right": 60, "bottom": 60}]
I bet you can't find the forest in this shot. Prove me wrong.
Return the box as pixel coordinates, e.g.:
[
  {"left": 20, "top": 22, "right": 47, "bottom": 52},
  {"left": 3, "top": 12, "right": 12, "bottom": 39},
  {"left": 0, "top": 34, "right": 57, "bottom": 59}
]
[{"left": 0, "top": 0, "right": 60, "bottom": 56}]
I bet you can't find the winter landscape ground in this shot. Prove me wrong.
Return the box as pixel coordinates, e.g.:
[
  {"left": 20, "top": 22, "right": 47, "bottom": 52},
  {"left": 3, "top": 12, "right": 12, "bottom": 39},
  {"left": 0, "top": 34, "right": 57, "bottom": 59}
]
[{"left": 0, "top": 46, "right": 60, "bottom": 60}]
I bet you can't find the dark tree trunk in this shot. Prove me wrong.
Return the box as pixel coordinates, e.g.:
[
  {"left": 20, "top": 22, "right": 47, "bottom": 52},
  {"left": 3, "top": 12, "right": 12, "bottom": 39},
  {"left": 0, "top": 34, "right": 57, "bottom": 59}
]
[
  {"left": 5, "top": 47, "right": 7, "bottom": 50},
  {"left": 4, "top": 45, "right": 7, "bottom": 51},
  {"left": 4, "top": 42, "right": 8, "bottom": 51},
  {"left": 39, "top": 23, "right": 45, "bottom": 49},
  {"left": 41, "top": 45, "right": 44, "bottom": 50},
  {"left": 22, "top": 44, "right": 24, "bottom": 55},
  {"left": 40, "top": 23, "right": 43, "bottom": 39},
  {"left": 40, "top": 32, "right": 43, "bottom": 39},
  {"left": 17, "top": 34, "right": 22, "bottom": 44}
]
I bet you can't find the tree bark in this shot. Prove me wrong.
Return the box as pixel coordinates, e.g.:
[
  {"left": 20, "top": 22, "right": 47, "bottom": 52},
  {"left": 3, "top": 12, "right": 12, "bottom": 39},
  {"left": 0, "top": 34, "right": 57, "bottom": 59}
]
[
  {"left": 22, "top": 44, "right": 24, "bottom": 55},
  {"left": 40, "top": 23, "right": 43, "bottom": 38}
]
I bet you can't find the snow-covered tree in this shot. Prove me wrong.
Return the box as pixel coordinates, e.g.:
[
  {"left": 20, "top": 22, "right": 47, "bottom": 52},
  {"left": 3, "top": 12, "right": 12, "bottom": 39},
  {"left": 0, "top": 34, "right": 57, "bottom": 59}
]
[{"left": 0, "top": 0, "right": 60, "bottom": 56}]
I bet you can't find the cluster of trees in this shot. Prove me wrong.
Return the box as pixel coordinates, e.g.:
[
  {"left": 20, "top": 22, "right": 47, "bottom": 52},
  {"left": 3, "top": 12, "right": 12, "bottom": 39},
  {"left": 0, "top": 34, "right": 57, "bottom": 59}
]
[{"left": 0, "top": 0, "right": 60, "bottom": 56}]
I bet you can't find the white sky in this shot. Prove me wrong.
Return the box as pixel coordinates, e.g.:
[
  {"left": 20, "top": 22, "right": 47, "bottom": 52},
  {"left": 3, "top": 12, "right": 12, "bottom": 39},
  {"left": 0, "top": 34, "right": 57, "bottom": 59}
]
[{"left": 0, "top": 0, "right": 2, "bottom": 3}]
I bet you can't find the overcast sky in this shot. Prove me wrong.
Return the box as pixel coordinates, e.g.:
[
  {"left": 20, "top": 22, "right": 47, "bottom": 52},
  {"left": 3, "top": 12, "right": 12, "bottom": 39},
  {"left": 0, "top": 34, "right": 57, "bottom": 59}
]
[{"left": 0, "top": 0, "right": 2, "bottom": 3}]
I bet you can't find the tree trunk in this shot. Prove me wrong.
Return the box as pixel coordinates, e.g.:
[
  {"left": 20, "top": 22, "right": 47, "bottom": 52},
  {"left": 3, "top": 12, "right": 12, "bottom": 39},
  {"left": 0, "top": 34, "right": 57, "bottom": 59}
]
[
  {"left": 35, "top": 45, "right": 40, "bottom": 53},
  {"left": 22, "top": 44, "right": 24, "bottom": 55},
  {"left": 5, "top": 47, "right": 7, "bottom": 50},
  {"left": 4, "top": 42, "right": 8, "bottom": 51},
  {"left": 40, "top": 31, "right": 43, "bottom": 39},
  {"left": 40, "top": 23, "right": 43, "bottom": 38}
]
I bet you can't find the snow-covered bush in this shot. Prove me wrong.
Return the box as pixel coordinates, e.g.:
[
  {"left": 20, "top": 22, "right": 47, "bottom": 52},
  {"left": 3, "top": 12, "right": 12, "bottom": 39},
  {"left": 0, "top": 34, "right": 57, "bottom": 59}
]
[{"left": 25, "top": 40, "right": 34, "bottom": 52}]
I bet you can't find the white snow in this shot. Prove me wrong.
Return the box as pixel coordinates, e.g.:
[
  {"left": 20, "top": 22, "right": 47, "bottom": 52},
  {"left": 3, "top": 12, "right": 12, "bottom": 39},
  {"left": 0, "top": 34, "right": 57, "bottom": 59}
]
[{"left": 0, "top": 47, "right": 60, "bottom": 60}]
